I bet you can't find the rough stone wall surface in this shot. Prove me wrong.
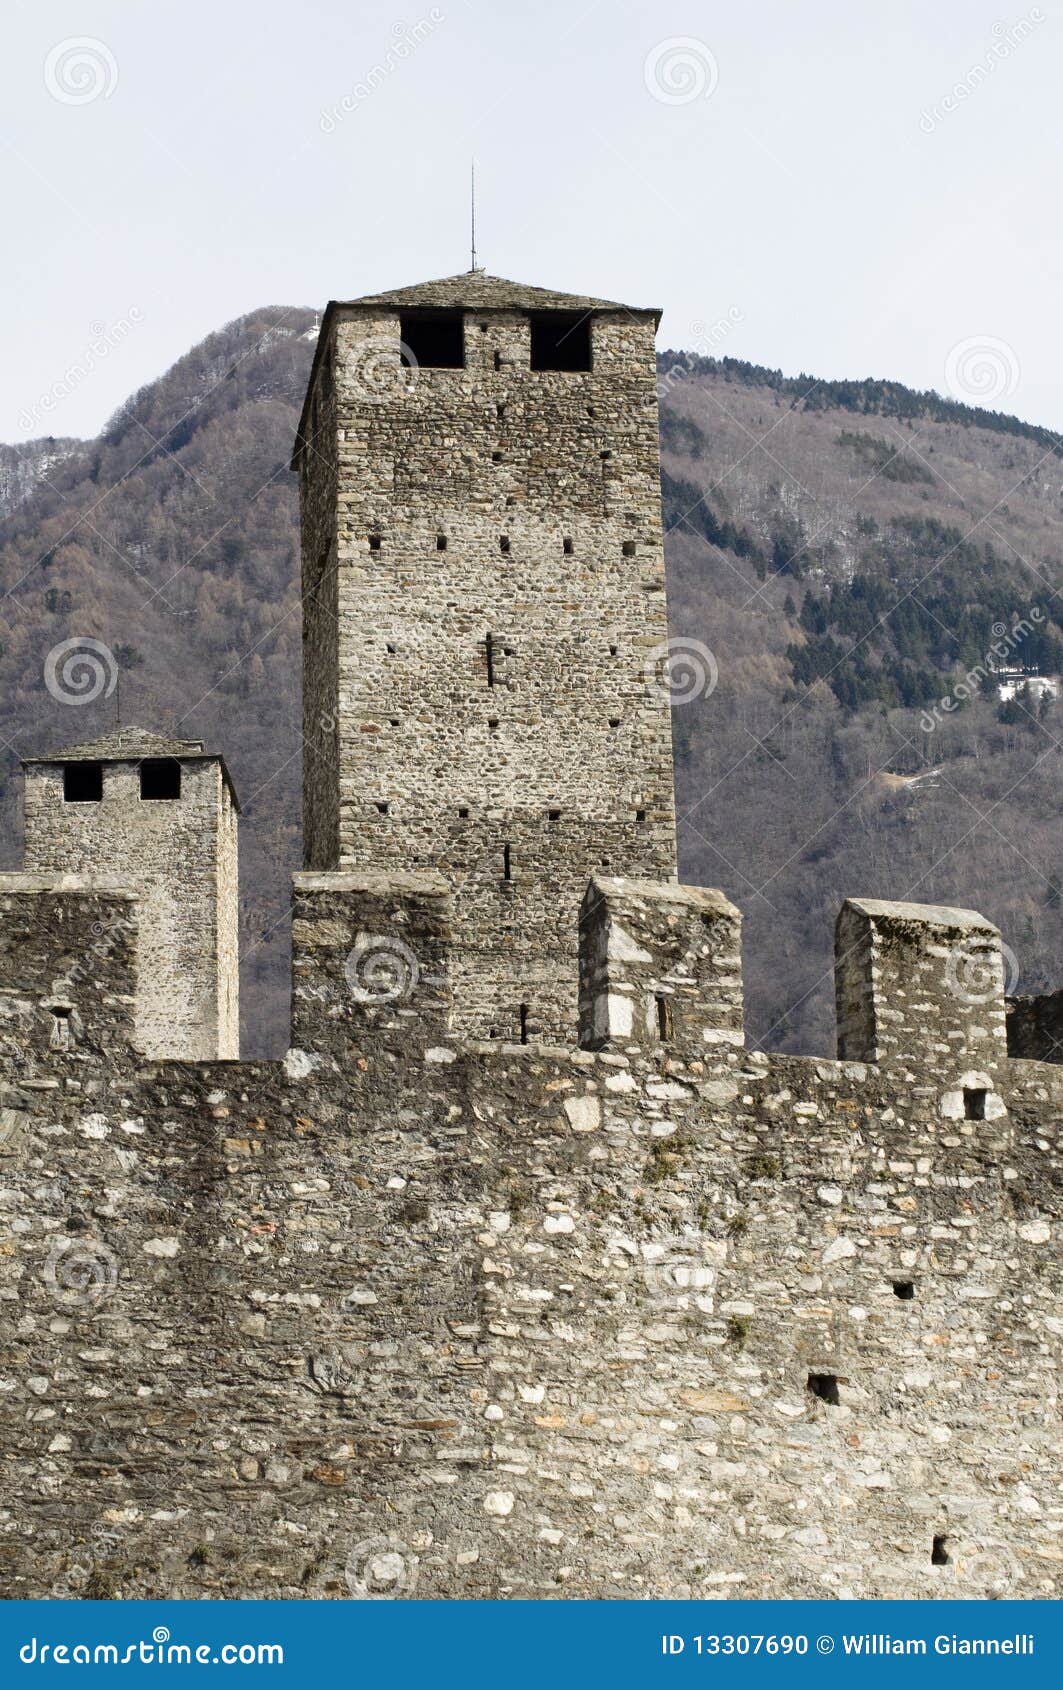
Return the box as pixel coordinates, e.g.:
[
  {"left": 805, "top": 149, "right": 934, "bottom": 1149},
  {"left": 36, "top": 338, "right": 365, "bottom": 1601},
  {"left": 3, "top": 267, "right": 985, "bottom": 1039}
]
[
  {"left": 0, "top": 873, "right": 1058, "bottom": 1602},
  {"left": 297, "top": 293, "right": 677, "bottom": 1042},
  {"left": 22, "top": 756, "right": 238, "bottom": 1061}
]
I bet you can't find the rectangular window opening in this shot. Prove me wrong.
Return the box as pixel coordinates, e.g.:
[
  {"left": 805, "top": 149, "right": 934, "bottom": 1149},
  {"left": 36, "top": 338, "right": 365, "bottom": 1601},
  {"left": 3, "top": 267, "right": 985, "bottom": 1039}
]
[
  {"left": 563, "top": 536, "right": 574, "bottom": 556},
  {"left": 529, "top": 311, "right": 593, "bottom": 372},
  {"left": 932, "top": 1535, "right": 950, "bottom": 1566},
  {"left": 964, "top": 1087, "right": 988, "bottom": 1120},
  {"left": 485, "top": 633, "right": 495, "bottom": 688},
  {"left": 499, "top": 536, "right": 510, "bottom": 555},
  {"left": 369, "top": 533, "right": 382, "bottom": 552},
  {"left": 63, "top": 761, "right": 103, "bottom": 803},
  {"left": 519, "top": 1003, "right": 529, "bottom": 1045},
  {"left": 399, "top": 310, "right": 464, "bottom": 369},
  {"left": 807, "top": 1372, "right": 841, "bottom": 1406},
  {"left": 655, "top": 993, "right": 673, "bottom": 1041},
  {"left": 893, "top": 1280, "right": 916, "bottom": 1300},
  {"left": 436, "top": 534, "right": 447, "bottom": 551},
  {"left": 139, "top": 759, "right": 182, "bottom": 801},
  {"left": 622, "top": 540, "right": 636, "bottom": 557},
  {"left": 502, "top": 843, "right": 512, "bottom": 882}
]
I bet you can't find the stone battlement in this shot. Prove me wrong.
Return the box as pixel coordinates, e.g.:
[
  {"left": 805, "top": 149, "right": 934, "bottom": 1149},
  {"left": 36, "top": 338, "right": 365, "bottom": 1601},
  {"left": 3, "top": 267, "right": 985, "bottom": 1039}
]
[{"left": 0, "top": 866, "right": 1058, "bottom": 1600}]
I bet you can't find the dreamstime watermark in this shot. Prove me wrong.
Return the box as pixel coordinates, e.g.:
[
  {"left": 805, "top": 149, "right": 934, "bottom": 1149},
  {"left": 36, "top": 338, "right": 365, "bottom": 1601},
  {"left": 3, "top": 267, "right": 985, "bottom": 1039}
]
[
  {"left": 919, "top": 608, "right": 1043, "bottom": 732},
  {"left": 657, "top": 307, "right": 744, "bottom": 401},
  {"left": 643, "top": 37, "right": 719, "bottom": 105},
  {"left": 919, "top": 11, "right": 1044, "bottom": 133},
  {"left": 41, "top": 1237, "right": 119, "bottom": 1310},
  {"left": 345, "top": 1536, "right": 419, "bottom": 1598},
  {"left": 345, "top": 933, "right": 422, "bottom": 1003},
  {"left": 944, "top": 935, "right": 1019, "bottom": 1004},
  {"left": 44, "top": 37, "right": 119, "bottom": 104},
  {"left": 646, "top": 636, "right": 719, "bottom": 705},
  {"left": 641, "top": 1237, "right": 717, "bottom": 1303},
  {"left": 320, "top": 13, "right": 446, "bottom": 130},
  {"left": 944, "top": 335, "right": 1020, "bottom": 404},
  {"left": 345, "top": 334, "right": 420, "bottom": 404},
  {"left": 19, "top": 308, "right": 144, "bottom": 434},
  {"left": 19, "top": 1627, "right": 283, "bottom": 1666},
  {"left": 44, "top": 637, "right": 118, "bottom": 706}
]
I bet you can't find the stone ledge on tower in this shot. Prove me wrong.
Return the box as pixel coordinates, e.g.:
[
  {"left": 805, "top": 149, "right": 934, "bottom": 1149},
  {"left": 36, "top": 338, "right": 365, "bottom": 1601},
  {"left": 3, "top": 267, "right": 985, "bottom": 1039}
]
[
  {"left": 835, "top": 897, "right": 1008, "bottom": 1079},
  {"left": 0, "top": 874, "right": 139, "bottom": 1065},
  {"left": 577, "top": 875, "right": 744, "bottom": 1057},
  {"left": 289, "top": 870, "right": 452, "bottom": 1059}
]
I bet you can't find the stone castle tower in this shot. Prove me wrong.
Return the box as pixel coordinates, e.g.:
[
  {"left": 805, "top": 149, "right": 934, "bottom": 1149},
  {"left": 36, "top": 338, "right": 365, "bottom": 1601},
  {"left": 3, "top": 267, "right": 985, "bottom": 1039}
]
[
  {"left": 20, "top": 728, "right": 239, "bottom": 1060},
  {"left": 292, "top": 272, "right": 677, "bottom": 1041}
]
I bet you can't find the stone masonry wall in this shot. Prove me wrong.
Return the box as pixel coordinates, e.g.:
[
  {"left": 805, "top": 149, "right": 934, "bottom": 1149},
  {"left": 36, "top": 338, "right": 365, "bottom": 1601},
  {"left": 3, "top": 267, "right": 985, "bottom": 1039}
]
[
  {"left": 22, "top": 758, "right": 238, "bottom": 1062},
  {"left": 296, "top": 295, "right": 677, "bottom": 1043},
  {"left": 0, "top": 871, "right": 1058, "bottom": 1602}
]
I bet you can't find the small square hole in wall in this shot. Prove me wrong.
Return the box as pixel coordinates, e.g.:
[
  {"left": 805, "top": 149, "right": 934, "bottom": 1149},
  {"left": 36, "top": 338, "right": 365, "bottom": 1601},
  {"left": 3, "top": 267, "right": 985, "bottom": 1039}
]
[
  {"left": 493, "top": 351, "right": 502, "bottom": 371},
  {"left": 563, "top": 536, "right": 573, "bottom": 555},
  {"left": 609, "top": 717, "right": 621, "bottom": 728},
  {"left": 457, "top": 806, "right": 469, "bottom": 819},
  {"left": 530, "top": 311, "right": 592, "bottom": 371},
  {"left": 807, "top": 1372, "right": 841, "bottom": 1405},
  {"left": 63, "top": 761, "right": 103, "bottom": 802},
  {"left": 964, "top": 1087, "right": 988, "bottom": 1120},
  {"left": 496, "top": 401, "right": 506, "bottom": 418},
  {"left": 375, "top": 801, "right": 389, "bottom": 815},
  {"left": 488, "top": 718, "right": 499, "bottom": 731},
  {"left": 548, "top": 808, "right": 561, "bottom": 822},
  {"left": 600, "top": 449, "right": 612, "bottom": 462},
  {"left": 399, "top": 309, "right": 464, "bottom": 368},
  {"left": 893, "top": 1280, "right": 916, "bottom": 1300},
  {"left": 622, "top": 540, "right": 636, "bottom": 557},
  {"left": 609, "top": 644, "right": 618, "bottom": 656},
  {"left": 140, "top": 758, "right": 181, "bottom": 801},
  {"left": 386, "top": 643, "right": 396, "bottom": 655},
  {"left": 499, "top": 536, "right": 510, "bottom": 555},
  {"left": 369, "top": 534, "right": 382, "bottom": 552},
  {"left": 492, "top": 451, "right": 504, "bottom": 463},
  {"left": 931, "top": 1535, "right": 950, "bottom": 1566},
  {"left": 636, "top": 809, "right": 646, "bottom": 822},
  {"left": 436, "top": 534, "right": 447, "bottom": 551}
]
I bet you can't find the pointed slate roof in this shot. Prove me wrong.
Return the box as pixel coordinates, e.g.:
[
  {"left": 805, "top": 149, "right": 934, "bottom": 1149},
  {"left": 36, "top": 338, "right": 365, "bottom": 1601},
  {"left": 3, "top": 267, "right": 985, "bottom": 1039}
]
[
  {"left": 23, "top": 727, "right": 240, "bottom": 809},
  {"left": 341, "top": 270, "right": 659, "bottom": 317}
]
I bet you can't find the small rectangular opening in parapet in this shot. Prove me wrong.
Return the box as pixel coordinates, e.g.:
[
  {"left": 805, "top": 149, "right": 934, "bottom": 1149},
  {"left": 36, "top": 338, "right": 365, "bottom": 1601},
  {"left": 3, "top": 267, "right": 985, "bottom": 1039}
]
[
  {"left": 519, "top": 1003, "right": 529, "bottom": 1044},
  {"left": 369, "top": 534, "right": 382, "bottom": 552},
  {"left": 529, "top": 311, "right": 592, "bottom": 372},
  {"left": 807, "top": 1372, "right": 841, "bottom": 1406},
  {"left": 548, "top": 808, "right": 561, "bottom": 822},
  {"left": 499, "top": 536, "right": 510, "bottom": 555},
  {"left": 622, "top": 540, "right": 636, "bottom": 557},
  {"left": 63, "top": 761, "right": 103, "bottom": 803},
  {"left": 964, "top": 1087, "right": 988, "bottom": 1120},
  {"left": 399, "top": 310, "right": 464, "bottom": 369},
  {"left": 655, "top": 993, "right": 673, "bottom": 1041},
  {"left": 485, "top": 633, "right": 495, "bottom": 687},
  {"left": 893, "top": 1280, "right": 916, "bottom": 1300},
  {"left": 563, "top": 536, "right": 574, "bottom": 555},
  {"left": 932, "top": 1535, "right": 950, "bottom": 1566},
  {"left": 139, "top": 759, "right": 181, "bottom": 801},
  {"left": 502, "top": 843, "right": 512, "bottom": 881},
  {"left": 375, "top": 801, "right": 389, "bottom": 815},
  {"left": 436, "top": 534, "right": 447, "bottom": 551}
]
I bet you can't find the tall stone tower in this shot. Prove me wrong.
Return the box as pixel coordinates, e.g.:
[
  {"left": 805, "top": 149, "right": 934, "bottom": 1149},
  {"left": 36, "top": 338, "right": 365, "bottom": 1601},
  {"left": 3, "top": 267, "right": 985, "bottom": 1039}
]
[
  {"left": 293, "top": 271, "right": 677, "bottom": 1040},
  {"left": 21, "top": 728, "right": 240, "bottom": 1060}
]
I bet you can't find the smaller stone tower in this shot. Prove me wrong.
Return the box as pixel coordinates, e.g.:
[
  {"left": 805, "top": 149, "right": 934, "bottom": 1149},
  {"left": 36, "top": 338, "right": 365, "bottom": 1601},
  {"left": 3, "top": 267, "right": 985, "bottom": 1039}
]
[{"left": 21, "top": 728, "right": 239, "bottom": 1060}]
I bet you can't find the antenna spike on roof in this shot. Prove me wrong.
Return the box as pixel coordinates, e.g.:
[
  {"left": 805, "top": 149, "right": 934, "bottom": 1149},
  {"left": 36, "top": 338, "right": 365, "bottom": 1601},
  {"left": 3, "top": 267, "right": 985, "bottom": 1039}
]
[{"left": 470, "top": 158, "right": 482, "bottom": 274}]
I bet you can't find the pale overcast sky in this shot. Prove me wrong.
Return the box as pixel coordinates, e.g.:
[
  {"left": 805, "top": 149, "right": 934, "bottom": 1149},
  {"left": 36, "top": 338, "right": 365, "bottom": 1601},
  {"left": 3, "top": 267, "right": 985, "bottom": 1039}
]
[{"left": 3, "top": 0, "right": 1060, "bottom": 441}]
